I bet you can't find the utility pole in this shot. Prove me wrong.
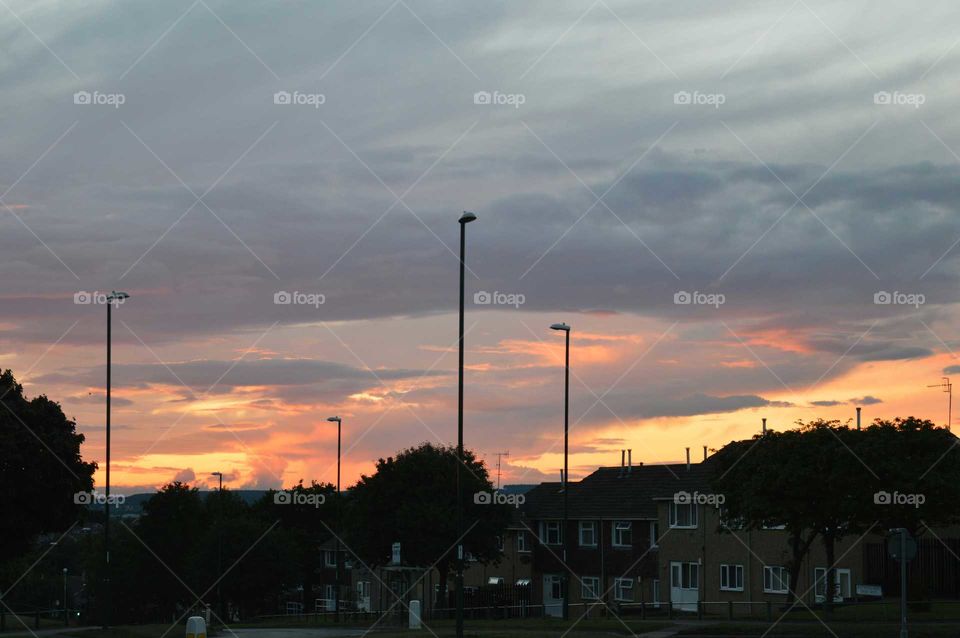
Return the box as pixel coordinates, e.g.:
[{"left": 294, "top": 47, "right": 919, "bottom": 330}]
[
  {"left": 494, "top": 452, "right": 510, "bottom": 490},
  {"left": 927, "top": 377, "right": 952, "bottom": 430}
]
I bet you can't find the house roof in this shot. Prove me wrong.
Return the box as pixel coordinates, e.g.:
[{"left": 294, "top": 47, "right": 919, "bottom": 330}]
[{"left": 521, "top": 461, "right": 716, "bottom": 520}]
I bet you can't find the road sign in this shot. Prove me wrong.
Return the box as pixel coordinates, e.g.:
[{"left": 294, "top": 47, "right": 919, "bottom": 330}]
[{"left": 888, "top": 530, "right": 917, "bottom": 562}]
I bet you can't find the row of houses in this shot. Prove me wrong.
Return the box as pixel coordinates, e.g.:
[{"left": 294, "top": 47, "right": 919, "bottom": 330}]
[{"left": 303, "top": 450, "right": 959, "bottom": 619}]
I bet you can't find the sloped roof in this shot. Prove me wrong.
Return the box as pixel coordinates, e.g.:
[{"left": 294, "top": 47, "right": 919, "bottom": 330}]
[{"left": 521, "top": 461, "right": 715, "bottom": 520}]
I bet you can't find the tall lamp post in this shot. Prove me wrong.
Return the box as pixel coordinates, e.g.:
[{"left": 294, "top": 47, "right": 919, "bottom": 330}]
[
  {"left": 104, "top": 290, "right": 128, "bottom": 630},
  {"left": 550, "top": 322, "right": 570, "bottom": 621},
  {"left": 327, "top": 416, "right": 342, "bottom": 622},
  {"left": 211, "top": 471, "right": 224, "bottom": 622},
  {"left": 456, "top": 211, "right": 476, "bottom": 638}
]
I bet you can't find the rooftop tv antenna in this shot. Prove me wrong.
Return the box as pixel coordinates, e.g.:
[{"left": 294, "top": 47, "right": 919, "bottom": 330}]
[{"left": 928, "top": 377, "right": 952, "bottom": 431}]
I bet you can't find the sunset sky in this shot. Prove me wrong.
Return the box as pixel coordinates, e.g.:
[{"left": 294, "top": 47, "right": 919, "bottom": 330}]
[{"left": 3, "top": 1, "right": 960, "bottom": 493}]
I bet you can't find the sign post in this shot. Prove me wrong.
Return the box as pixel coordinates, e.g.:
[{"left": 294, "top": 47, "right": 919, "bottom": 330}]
[{"left": 888, "top": 528, "right": 915, "bottom": 638}]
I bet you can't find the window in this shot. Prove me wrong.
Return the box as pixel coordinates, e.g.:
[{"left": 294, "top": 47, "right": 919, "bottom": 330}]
[
  {"left": 649, "top": 521, "right": 659, "bottom": 548},
  {"left": 579, "top": 521, "right": 597, "bottom": 547},
  {"left": 357, "top": 581, "right": 370, "bottom": 598},
  {"left": 720, "top": 564, "right": 744, "bottom": 591},
  {"left": 324, "top": 550, "right": 336, "bottom": 567},
  {"left": 540, "top": 521, "right": 562, "bottom": 545},
  {"left": 669, "top": 502, "right": 698, "bottom": 528},
  {"left": 763, "top": 566, "right": 789, "bottom": 594},
  {"left": 670, "top": 562, "right": 699, "bottom": 590},
  {"left": 612, "top": 521, "right": 632, "bottom": 547},
  {"left": 581, "top": 576, "right": 600, "bottom": 600},
  {"left": 496, "top": 535, "right": 504, "bottom": 552},
  {"left": 614, "top": 577, "right": 634, "bottom": 601},
  {"left": 652, "top": 579, "right": 660, "bottom": 608},
  {"left": 517, "top": 531, "right": 530, "bottom": 553}
]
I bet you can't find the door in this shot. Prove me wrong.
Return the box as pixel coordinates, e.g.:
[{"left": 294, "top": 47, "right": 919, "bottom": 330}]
[
  {"left": 357, "top": 581, "right": 371, "bottom": 611},
  {"left": 670, "top": 562, "right": 699, "bottom": 612},
  {"left": 815, "top": 568, "right": 851, "bottom": 603},
  {"left": 543, "top": 574, "right": 563, "bottom": 617}
]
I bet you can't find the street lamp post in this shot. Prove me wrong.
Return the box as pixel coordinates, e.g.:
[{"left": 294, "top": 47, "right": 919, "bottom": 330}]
[
  {"left": 456, "top": 211, "right": 476, "bottom": 638},
  {"left": 327, "top": 416, "right": 342, "bottom": 623},
  {"left": 104, "top": 291, "right": 128, "bottom": 630},
  {"left": 550, "top": 322, "right": 570, "bottom": 621},
  {"left": 211, "top": 472, "right": 223, "bottom": 622}
]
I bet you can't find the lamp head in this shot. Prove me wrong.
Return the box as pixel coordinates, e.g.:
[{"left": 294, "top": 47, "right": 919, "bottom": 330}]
[
  {"left": 327, "top": 416, "right": 341, "bottom": 423},
  {"left": 459, "top": 211, "right": 477, "bottom": 224},
  {"left": 107, "top": 291, "right": 130, "bottom": 301},
  {"left": 550, "top": 322, "right": 570, "bottom": 332}
]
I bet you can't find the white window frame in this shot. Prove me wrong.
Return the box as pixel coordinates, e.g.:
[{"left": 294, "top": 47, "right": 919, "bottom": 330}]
[
  {"left": 720, "top": 564, "right": 744, "bottom": 591},
  {"left": 324, "top": 550, "right": 337, "bottom": 567},
  {"left": 496, "top": 535, "right": 504, "bottom": 552},
  {"left": 668, "top": 501, "right": 698, "bottom": 528},
  {"left": 581, "top": 576, "right": 600, "bottom": 600},
  {"left": 614, "top": 577, "right": 634, "bottom": 601},
  {"left": 579, "top": 521, "right": 597, "bottom": 547},
  {"left": 652, "top": 578, "right": 661, "bottom": 608},
  {"left": 763, "top": 566, "right": 789, "bottom": 594},
  {"left": 612, "top": 521, "right": 632, "bottom": 547},
  {"left": 517, "top": 531, "right": 530, "bottom": 553},
  {"left": 649, "top": 521, "right": 659, "bottom": 548},
  {"left": 540, "top": 520, "right": 562, "bottom": 545}
]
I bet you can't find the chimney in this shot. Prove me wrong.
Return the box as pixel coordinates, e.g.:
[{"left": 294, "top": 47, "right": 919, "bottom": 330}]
[
  {"left": 762, "top": 418, "right": 767, "bottom": 434},
  {"left": 685, "top": 447, "right": 691, "bottom": 471},
  {"left": 703, "top": 445, "right": 708, "bottom": 462},
  {"left": 619, "top": 449, "right": 626, "bottom": 477},
  {"left": 856, "top": 407, "right": 862, "bottom": 431},
  {"left": 627, "top": 449, "right": 633, "bottom": 474}
]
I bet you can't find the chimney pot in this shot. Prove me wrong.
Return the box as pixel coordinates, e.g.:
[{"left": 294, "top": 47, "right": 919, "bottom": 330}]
[
  {"left": 628, "top": 449, "right": 632, "bottom": 473},
  {"left": 762, "top": 417, "right": 767, "bottom": 434},
  {"left": 856, "top": 407, "right": 862, "bottom": 431},
  {"left": 703, "top": 445, "right": 708, "bottom": 462},
  {"left": 685, "top": 447, "right": 691, "bottom": 471}
]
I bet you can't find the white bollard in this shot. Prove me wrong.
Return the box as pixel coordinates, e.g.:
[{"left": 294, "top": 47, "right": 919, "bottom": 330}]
[
  {"left": 408, "top": 600, "right": 421, "bottom": 629},
  {"left": 186, "top": 616, "right": 207, "bottom": 638}
]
